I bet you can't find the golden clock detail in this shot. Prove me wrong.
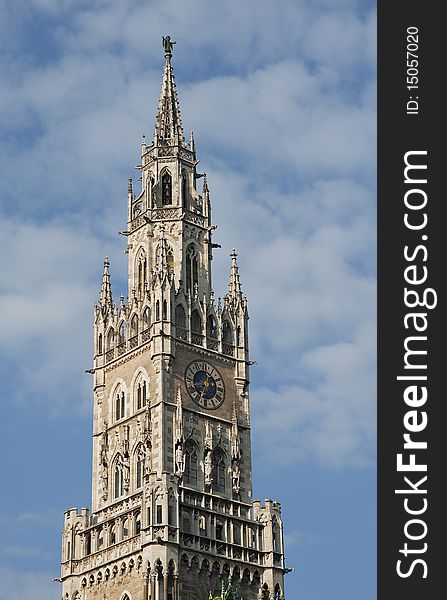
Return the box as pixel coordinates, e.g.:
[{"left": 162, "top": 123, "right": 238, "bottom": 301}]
[{"left": 184, "top": 360, "right": 225, "bottom": 409}]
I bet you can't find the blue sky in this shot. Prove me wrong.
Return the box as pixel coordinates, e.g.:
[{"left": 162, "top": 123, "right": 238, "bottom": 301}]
[{"left": 0, "top": 1, "right": 376, "bottom": 598}]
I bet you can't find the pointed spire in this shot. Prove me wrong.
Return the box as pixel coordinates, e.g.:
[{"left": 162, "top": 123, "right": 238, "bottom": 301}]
[
  {"left": 99, "top": 257, "right": 113, "bottom": 306},
  {"left": 227, "top": 249, "right": 243, "bottom": 301},
  {"left": 154, "top": 36, "right": 185, "bottom": 147},
  {"left": 190, "top": 131, "right": 196, "bottom": 156}
]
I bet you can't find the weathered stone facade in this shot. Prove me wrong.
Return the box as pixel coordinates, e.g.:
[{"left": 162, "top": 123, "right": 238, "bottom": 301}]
[{"left": 60, "top": 38, "right": 286, "bottom": 600}]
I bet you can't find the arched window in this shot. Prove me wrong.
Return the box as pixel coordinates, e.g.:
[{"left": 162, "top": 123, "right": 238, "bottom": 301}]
[
  {"left": 122, "top": 518, "right": 129, "bottom": 539},
  {"left": 135, "top": 445, "right": 145, "bottom": 489},
  {"left": 137, "top": 252, "right": 147, "bottom": 296},
  {"left": 161, "top": 171, "right": 172, "bottom": 205},
  {"left": 182, "top": 172, "right": 187, "bottom": 208},
  {"left": 162, "top": 299, "right": 168, "bottom": 320},
  {"left": 114, "top": 456, "right": 124, "bottom": 499},
  {"left": 156, "top": 300, "right": 160, "bottom": 321},
  {"left": 119, "top": 321, "right": 126, "bottom": 345},
  {"left": 185, "top": 244, "right": 198, "bottom": 294},
  {"left": 84, "top": 532, "right": 91, "bottom": 556},
  {"left": 143, "top": 307, "right": 150, "bottom": 329},
  {"left": 115, "top": 390, "right": 125, "bottom": 420},
  {"left": 206, "top": 314, "right": 217, "bottom": 338},
  {"left": 136, "top": 378, "right": 147, "bottom": 410},
  {"left": 107, "top": 328, "right": 115, "bottom": 351},
  {"left": 184, "top": 443, "right": 198, "bottom": 485},
  {"left": 175, "top": 305, "right": 186, "bottom": 329},
  {"left": 222, "top": 321, "right": 233, "bottom": 343},
  {"left": 109, "top": 522, "right": 116, "bottom": 545},
  {"left": 236, "top": 326, "right": 241, "bottom": 346},
  {"left": 212, "top": 450, "right": 226, "bottom": 493},
  {"left": 130, "top": 315, "right": 139, "bottom": 337},
  {"left": 191, "top": 310, "right": 202, "bottom": 334},
  {"left": 98, "top": 333, "right": 103, "bottom": 354},
  {"left": 135, "top": 512, "right": 141, "bottom": 535},
  {"left": 97, "top": 528, "right": 104, "bottom": 549}
]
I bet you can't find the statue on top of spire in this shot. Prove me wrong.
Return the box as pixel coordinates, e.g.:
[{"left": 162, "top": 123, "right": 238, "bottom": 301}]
[{"left": 162, "top": 35, "right": 176, "bottom": 57}]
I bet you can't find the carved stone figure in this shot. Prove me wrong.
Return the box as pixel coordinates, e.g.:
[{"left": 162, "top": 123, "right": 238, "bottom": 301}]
[
  {"left": 232, "top": 461, "right": 241, "bottom": 495},
  {"left": 175, "top": 444, "right": 185, "bottom": 476},
  {"left": 204, "top": 450, "right": 213, "bottom": 486}
]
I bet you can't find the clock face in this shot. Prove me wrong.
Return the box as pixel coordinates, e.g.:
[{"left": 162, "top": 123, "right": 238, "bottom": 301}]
[{"left": 185, "top": 360, "right": 225, "bottom": 409}]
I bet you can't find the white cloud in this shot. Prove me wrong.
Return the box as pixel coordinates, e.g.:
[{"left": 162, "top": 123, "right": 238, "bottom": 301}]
[{"left": 0, "top": 0, "right": 376, "bottom": 469}]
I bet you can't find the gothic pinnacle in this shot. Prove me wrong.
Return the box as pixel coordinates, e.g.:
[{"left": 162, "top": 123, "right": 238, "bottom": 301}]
[
  {"left": 227, "top": 249, "right": 243, "bottom": 302},
  {"left": 99, "top": 257, "right": 113, "bottom": 307}
]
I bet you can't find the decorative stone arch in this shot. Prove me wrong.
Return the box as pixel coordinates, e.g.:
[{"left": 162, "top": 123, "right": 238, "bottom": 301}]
[
  {"left": 120, "top": 592, "right": 132, "bottom": 600},
  {"left": 191, "top": 306, "right": 203, "bottom": 336},
  {"left": 221, "top": 318, "right": 234, "bottom": 344},
  {"left": 118, "top": 319, "right": 127, "bottom": 345},
  {"left": 130, "top": 313, "right": 139, "bottom": 337},
  {"left": 206, "top": 311, "right": 218, "bottom": 339},
  {"left": 175, "top": 303, "right": 187, "bottom": 329},
  {"left": 106, "top": 326, "right": 115, "bottom": 351},
  {"left": 141, "top": 305, "right": 151, "bottom": 328}
]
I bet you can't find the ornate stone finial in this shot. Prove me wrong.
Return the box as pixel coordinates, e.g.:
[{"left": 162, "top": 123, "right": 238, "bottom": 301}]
[
  {"left": 162, "top": 35, "right": 176, "bottom": 58},
  {"left": 128, "top": 178, "right": 133, "bottom": 194},
  {"left": 99, "top": 257, "right": 113, "bottom": 307}
]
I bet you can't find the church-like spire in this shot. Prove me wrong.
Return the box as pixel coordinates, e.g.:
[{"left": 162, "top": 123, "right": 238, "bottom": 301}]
[
  {"left": 99, "top": 257, "right": 113, "bottom": 306},
  {"left": 226, "top": 249, "right": 243, "bottom": 302},
  {"left": 154, "top": 36, "right": 185, "bottom": 147}
]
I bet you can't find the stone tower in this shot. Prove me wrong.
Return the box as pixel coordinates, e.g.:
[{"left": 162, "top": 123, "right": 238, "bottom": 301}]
[{"left": 60, "top": 37, "right": 287, "bottom": 600}]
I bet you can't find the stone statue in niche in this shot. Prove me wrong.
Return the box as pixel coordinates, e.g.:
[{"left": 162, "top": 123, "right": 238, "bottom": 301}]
[
  {"left": 232, "top": 461, "right": 241, "bottom": 495},
  {"left": 175, "top": 443, "right": 185, "bottom": 476},
  {"left": 204, "top": 450, "right": 213, "bottom": 486}
]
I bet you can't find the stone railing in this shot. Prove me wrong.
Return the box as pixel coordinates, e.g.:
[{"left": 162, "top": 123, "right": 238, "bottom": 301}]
[
  {"left": 129, "top": 335, "right": 138, "bottom": 350},
  {"left": 222, "top": 342, "right": 234, "bottom": 357},
  {"left": 176, "top": 326, "right": 188, "bottom": 341},
  {"left": 191, "top": 332, "right": 203, "bottom": 346},
  {"left": 105, "top": 349, "right": 114, "bottom": 362},
  {"left": 206, "top": 337, "right": 219, "bottom": 351},
  {"left": 117, "top": 342, "right": 126, "bottom": 356}
]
